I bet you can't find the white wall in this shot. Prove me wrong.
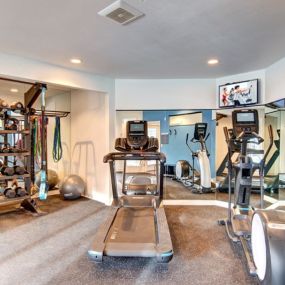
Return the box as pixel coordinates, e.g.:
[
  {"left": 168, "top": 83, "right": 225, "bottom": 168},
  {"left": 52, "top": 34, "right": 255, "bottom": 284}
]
[
  {"left": 115, "top": 79, "right": 216, "bottom": 110},
  {"left": 216, "top": 69, "right": 266, "bottom": 107},
  {"left": 70, "top": 90, "right": 112, "bottom": 204},
  {"left": 116, "top": 111, "right": 143, "bottom": 138},
  {"left": 0, "top": 52, "right": 114, "bottom": 93},
  {"left": 266, "top": 57, "right": 285, "bottom": 104}
]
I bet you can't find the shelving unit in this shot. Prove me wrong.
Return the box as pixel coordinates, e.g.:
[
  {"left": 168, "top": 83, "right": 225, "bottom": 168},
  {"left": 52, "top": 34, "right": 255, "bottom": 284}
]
[{"left": 0, "top": 108, "right": 38, "bottom": 213}]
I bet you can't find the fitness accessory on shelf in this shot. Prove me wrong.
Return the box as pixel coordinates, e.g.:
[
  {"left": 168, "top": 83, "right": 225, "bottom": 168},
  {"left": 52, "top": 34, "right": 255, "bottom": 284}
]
[
  {"left": 88, "top": 120, "right": 173, "bottom": 263},
  {"left": 10, "top": 101, "right": 24, "bottom": 114},
  {"left": 14, "top": 165, "right": 26, "bottom": 175},
  {"left": 0, "top": 99, "right": 9, "bottom": 110},
  {"left": 0, "top": 143, "right": 12, "bottom": 153},
  {"left": 52, "top": 117, "right": 63, "bottom": 162},
  {"left": 218, "top": 109, "right": 285, "bottom": 285},
  {"left": 1, "top": 165, "right": 15, "bottom": 176},
  {"left": 4, "top": 187, "right": 16, "bottom": 198},
  {"left": 176, "top": 123, "right": 213, "bottom": 194},
  {"left": 4, "top": 117, "right": 19, "bottom": 131}
]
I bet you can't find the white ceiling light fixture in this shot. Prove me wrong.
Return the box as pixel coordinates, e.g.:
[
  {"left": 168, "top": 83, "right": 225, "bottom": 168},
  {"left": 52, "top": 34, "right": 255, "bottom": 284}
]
[
  {"left": 70, "top": 58, "right": 82, "bottom": 64},
  {"left": 208, "top": 59, "right": 219, "bottom": 65},
  {"left": 10, "top": 88, "right": 19, "bottom": 93},
  {"left": 98, "top": 0, "right": 144, "bottom": 25}
]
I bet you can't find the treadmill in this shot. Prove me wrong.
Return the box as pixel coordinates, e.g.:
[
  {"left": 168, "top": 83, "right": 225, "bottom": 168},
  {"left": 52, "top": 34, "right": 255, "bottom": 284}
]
[{"left": 88, "top": 120, "right": 173, "bottom": 263}]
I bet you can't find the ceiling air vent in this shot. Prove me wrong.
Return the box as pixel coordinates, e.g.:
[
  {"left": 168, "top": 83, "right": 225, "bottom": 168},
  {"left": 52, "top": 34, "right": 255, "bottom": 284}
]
[{"left": 98, "top": 0, "right": 144, "bottom": 25}]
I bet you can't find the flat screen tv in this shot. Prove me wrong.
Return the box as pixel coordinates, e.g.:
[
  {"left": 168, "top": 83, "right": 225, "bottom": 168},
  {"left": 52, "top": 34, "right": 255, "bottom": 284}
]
[{"left": 219, "top": 79, "right": 258, "bottom": 108}]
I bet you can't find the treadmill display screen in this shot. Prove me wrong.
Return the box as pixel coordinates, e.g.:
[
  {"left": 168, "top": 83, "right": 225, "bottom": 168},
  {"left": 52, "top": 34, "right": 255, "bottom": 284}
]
[
  {"left": 236, "top": 112, "right": 255, "bottom": 123},
  {"left": 130, "top": 123, "right": 145, "bottom": 132}
]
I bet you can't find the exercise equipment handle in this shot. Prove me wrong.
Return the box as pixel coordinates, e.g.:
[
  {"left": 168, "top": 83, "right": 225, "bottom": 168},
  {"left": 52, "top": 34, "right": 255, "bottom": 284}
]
[
  {"left": 223, "top": 127, "right": 230, "bottom": 144},
  {"left": 103, "top": 151, "right": 166, "bottom": 163},
  {"left": 205, "top": 133, "right": 210, "bottom": 142},
  {"left": 263, "top": 125, "right": 274, "bottom": 166},
  {"left": 186, "top": 133, "right": 195, "bottom": 153}
]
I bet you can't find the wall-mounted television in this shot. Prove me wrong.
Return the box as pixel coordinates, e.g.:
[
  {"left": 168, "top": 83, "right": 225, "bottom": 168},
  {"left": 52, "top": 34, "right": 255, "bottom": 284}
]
[{"left": 219, "top": 79, "right": 258, "bottom": 108}]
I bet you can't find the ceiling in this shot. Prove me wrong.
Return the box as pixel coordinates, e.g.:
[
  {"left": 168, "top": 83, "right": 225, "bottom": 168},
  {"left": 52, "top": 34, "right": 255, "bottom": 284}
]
[{"left": 0, "top": 0, "right": 285, "bottom": 78}]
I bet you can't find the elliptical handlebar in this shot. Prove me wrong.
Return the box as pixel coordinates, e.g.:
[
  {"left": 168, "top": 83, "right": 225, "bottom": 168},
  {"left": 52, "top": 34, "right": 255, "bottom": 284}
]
[
  {"left": 262, "top": 125, "right": 274, "bottom": 168},
  {"left": 205, "top": 133, "right": 210, "bottom": 142},
  {"left": 186, "top": 133, "right": 195, "bottom": 153}
]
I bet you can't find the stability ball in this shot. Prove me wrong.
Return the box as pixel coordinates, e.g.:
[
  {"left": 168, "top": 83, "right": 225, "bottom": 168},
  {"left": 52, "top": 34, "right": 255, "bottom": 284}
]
[
  {"left": 35, "top": 169, "right": 59, "bottom": 190},
  {"left": 59, "top": 174, "right": 85, "bottom": 200}
]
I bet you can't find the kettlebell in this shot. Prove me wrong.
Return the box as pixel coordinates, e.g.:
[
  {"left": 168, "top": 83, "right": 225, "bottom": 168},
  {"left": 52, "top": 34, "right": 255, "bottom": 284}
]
[
  {"left": 15, "top": 186, "right": 27, "bottom": 197},
  {"left": 14, "top": 166, "right": 26, "bottom": 175},
  {"left": 4, "top": 187, "right": 16, "bottom": 198},
  {"left": 1, "top": 165, "right": 15, "bottom": 176}
]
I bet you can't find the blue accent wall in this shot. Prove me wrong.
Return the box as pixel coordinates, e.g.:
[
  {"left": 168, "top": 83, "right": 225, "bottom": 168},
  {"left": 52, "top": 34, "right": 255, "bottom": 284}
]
[{"left": 143, "top": 110, "right": 216, "bottom": 178}]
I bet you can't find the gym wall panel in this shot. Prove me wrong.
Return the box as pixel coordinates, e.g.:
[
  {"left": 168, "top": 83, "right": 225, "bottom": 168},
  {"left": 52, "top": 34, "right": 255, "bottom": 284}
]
[
  {"left": 266, "top": 57, "right": 285, "bottom": 104},
  {"left": 70, "top": 90, "right": 112, "bottom": 204},
  {"left": 115, "top": 79, "right": 216, "bottom": 110},
  {"left": 143, "top": 110, "right": 216, "bottom": 178}
]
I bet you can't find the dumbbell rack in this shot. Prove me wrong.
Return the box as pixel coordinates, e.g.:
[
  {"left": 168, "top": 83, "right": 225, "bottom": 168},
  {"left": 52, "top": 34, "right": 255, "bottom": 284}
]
[{"left": 0, "top": 108, "right": 41, "bottom": 214}]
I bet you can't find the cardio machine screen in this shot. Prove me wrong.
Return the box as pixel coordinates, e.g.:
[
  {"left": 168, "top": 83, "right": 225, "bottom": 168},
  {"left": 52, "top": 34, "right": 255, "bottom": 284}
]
[
  {"left": 129, "top": 123, "right": 145, "bottom": 133},
  {"left": 236, "top": 112, "right": 255, "bottom": 123}
]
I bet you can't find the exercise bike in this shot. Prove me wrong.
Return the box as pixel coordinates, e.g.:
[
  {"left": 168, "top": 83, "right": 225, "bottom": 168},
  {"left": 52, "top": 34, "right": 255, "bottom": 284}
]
[
  {"left": 218, "top": 109, "right": 285, "bottom": 285},
  {"left": 176, "top": 123, "right": 213, "bottom": 194}
]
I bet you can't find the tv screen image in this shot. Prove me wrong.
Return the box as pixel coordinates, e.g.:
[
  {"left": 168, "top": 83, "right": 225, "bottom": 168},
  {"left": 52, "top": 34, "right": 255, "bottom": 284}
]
[{"left": 219, "top": 79, "right": 258, "bottom": 108}]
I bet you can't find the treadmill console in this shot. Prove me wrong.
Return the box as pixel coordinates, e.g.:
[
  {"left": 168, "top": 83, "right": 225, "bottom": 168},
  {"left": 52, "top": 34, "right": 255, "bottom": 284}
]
[
  {"left": 126, "top": 121, "right": 148, "bottom": 148},
  {"left": 232, "top": 109, "right": 259, "bottom": 137},
  {"left": 115, "top": 120, "right": 159, "bottom": 151},
  {"left": 194, "top": 123, "right": 207, "bottom": 140}
]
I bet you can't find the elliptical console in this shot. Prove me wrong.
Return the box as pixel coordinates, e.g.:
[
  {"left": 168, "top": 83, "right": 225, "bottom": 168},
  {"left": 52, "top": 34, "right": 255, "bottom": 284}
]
[
  {"left": 115, "top": 120, "right": 158, "bottom": 152},
  {"left": 232, "top": 109, "right": 259, "bottom": 137}
]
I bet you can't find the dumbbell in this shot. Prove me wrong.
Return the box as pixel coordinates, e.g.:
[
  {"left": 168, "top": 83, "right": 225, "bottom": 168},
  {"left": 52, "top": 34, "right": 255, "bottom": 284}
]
[
  {"left": 15, "top": 186, "right": 27, "bottom": 197},
  {"left": 4, "top": 118, "right": 19, "bottom": 131},
  {"left": 0, "top": 99, "right": 9, "bottom": 110},
  {"left": 10, "top": 102, "right": 24, "bottom": 113},
  {"left": 1, "top": 166, "right": 15, "bottom": 176},
  {"left": 14, "top": 166, "right": 26, "bottom": 175},
  {"left": 0, "top": 143, "right": 12, "bottom": 153},
  {"left": 4, "top": 187, "right": 16, "bottom": 198}
]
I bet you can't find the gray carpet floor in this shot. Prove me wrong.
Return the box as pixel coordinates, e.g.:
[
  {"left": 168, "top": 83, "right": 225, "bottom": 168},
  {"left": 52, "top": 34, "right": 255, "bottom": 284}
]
[
  {"left": 165, "top": 177, "right": 272, "bottom": 208},
  {"left": 0, "top": 196, "right": 258, "bottom": 285}
]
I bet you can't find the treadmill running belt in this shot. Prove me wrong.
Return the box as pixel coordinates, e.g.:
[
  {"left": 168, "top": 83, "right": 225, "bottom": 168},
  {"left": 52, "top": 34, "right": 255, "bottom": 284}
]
[{"left": 106, "top": 207, "right": 156, "bottom": 244}]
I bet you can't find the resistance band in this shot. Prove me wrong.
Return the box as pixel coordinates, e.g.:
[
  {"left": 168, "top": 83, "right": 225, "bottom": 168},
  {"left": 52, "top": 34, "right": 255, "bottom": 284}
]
[
  {"left": 32, "top": 117, "right": 42, "bottom": 167},
  {"left": 53, "top": 117, "right": 62, "bottom": 162}
]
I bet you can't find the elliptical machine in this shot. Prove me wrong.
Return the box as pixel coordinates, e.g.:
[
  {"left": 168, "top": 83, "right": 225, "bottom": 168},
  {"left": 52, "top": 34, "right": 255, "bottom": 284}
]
[
  {"left": 218, "top": 109, "right": 285, "bottom": 284},
  {"left": 176, "top": 123, "right": 213, "bottom": 194}
]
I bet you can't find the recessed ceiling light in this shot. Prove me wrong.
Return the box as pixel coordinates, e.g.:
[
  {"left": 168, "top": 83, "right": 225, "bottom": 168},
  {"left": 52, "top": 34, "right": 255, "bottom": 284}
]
[
  {"left": 10, "top": 88, "right": 19, "bottom": 93},
  {"left": 208, "top": 59, "right": 219, "bottom": 65},
  {"left": 70, "top": 58, "right": 82, "bottom": 64}
]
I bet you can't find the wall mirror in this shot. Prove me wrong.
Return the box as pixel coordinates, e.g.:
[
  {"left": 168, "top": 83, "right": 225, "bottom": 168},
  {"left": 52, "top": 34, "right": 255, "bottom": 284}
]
[{"left": 117, "top": 103, "right": 285, "bottom": 209}]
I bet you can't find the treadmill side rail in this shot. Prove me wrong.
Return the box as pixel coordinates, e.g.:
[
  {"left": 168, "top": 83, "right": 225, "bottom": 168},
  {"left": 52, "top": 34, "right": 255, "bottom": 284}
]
[
  {"left": 88, "top": 207, "right": 118, "bottom": 262},
  {"left": 156, "top": 207, "right": 174, "bottom": 263}
]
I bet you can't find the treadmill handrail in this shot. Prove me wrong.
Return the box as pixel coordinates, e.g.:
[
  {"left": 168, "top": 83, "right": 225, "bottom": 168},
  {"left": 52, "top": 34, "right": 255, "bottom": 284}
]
[{"left": 103, "top": 151, "right": 166, "bottom": 163}]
